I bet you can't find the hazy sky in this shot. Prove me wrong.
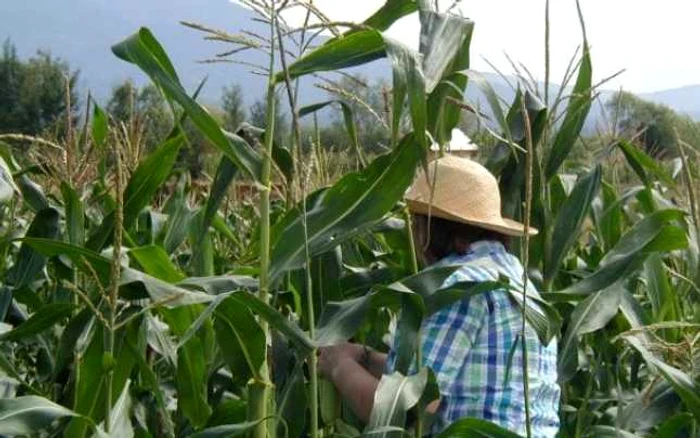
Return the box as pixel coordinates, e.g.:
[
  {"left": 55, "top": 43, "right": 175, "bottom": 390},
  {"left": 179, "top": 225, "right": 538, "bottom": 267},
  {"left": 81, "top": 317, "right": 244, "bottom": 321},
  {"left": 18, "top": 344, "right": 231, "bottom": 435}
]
[{"left": 268, "top": 0, "right": 699, "bottom": 93}]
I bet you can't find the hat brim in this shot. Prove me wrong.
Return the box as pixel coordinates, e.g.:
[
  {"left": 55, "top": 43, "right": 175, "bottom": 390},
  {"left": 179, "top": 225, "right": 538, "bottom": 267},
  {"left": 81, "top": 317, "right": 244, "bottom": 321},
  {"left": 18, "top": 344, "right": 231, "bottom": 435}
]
[{"left": 406, "top": 199, "right": 538, "bottom": 237}]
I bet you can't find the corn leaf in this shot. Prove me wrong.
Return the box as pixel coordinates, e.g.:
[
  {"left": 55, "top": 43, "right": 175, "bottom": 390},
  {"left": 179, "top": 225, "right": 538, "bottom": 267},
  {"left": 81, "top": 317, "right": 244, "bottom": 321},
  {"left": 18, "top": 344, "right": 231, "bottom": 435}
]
[
  {"left": 7, "top": 207, "right": 60, "bottom": 289},
  {"left": 213, "top": 297, "right": 266, "bottom": 385},
  {"left": 558, "top": 209, "right": 688, "bottom": 296},
  {"left": 544, "top": 43, "right": 592, "bottom": 180},
  {"left": 364, "top": 369, "right": 433, "bottom": 438},
  {"left": 86, "top": 134, "right": 184, "bottom": 251},
  {"left": 0, "top": 303, "right": 73, "bottom": 342},
  {"left": 558, "top": 285, "right": 623, "bottom": 382},
  {"left": 268, "top": 133, "right": 423, "bottom": 283},
  {"left": 618, "top": 140, "right": 675, "bottom": 187},
  {"left": 91, "top": 381, "right": 133, "bottom": 438},
  {"left": 112, "top": 28, "right": 262, "bottom": 180},
  {"left": 91, "top": 103, "right": 109, "bottom": 148},
  {"left": 419, "top": 11, "right": 474, "bottom": 93},
  {"left": 623, "top": 334, "right": 700, "bottom": 419},
  {"left": 61, "top": 183, "right": 85, "bottom": 246},
  {"left": 437, "top": 417, "right": 523, "bottom": 437},
  {"left": 545, "top": 165, "right": 602, "bottom": 284},
  {"left": 189, "top": 419, "right": 271, "bottom": 438},
  {"left": 161, "top": 306, "right": 212, "bottom": 429},
  {"left": 0, "top": 396, "right": 82, "bottom": 435}
]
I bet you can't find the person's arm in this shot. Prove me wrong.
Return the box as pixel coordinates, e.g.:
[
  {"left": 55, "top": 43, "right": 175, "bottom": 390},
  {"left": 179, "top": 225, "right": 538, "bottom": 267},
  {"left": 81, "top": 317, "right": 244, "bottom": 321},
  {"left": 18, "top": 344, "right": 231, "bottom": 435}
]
[
  {"left": 364, "top": 348, "right": 387, "bottom": 378},
  {"left": 319, "top": 343, "right": 380, "bottom": 424}
]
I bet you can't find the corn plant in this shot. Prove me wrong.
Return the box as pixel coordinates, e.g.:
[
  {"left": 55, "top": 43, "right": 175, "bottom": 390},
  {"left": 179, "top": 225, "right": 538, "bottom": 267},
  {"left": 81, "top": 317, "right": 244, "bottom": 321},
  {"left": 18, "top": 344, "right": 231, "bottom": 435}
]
[{"left": 0, "top": 1, "right": 697, "bottom": 438}]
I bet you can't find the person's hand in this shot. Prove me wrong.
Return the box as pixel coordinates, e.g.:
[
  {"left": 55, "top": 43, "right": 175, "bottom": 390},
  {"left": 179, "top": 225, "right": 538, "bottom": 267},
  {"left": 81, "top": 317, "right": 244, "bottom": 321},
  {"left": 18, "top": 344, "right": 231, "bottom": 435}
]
[{"left": 318, "top": 343, "right": 364, "bottom": 382}]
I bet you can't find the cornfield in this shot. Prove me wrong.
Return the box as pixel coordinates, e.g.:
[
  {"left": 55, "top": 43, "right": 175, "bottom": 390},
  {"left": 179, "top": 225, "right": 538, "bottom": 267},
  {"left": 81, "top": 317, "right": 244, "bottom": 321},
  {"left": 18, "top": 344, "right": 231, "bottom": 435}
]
[{"left": 0, "top": 0, "right": 698, "bottom": 437}]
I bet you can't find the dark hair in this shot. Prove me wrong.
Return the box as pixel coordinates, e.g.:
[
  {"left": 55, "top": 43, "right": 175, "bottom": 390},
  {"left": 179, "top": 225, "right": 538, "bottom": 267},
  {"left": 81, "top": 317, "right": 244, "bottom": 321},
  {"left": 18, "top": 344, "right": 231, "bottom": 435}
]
[{"left": 412, "top": 214, "right": 510, "bottom": 262}]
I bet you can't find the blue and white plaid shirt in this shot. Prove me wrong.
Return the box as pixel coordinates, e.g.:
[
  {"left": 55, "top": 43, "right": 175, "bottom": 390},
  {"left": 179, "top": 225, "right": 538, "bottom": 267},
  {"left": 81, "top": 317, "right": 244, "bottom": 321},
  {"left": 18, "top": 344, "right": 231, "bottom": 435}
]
[{"left": 386, "top": 241, "right": 560, "bottom": 437}]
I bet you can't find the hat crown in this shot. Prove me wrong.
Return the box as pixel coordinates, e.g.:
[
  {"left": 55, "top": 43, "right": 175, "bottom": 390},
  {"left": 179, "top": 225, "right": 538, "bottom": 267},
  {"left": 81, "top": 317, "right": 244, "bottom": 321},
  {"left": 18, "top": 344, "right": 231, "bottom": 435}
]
[
  {"left": 406, "top": 155, "right": 502, "bottom": 222},
  {"left": 404, "top": 155, "right": 536, "bottom": 236}
]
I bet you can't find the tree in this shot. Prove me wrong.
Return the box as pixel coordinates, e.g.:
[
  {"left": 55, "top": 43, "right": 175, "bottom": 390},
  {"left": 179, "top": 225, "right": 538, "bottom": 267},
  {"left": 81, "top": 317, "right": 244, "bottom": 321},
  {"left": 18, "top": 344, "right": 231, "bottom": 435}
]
[
  {"left": 106, "top": 80, "right": 172, "bottom": 151},
  {"left": 0, "top": 39, "right": 79, "bottom": 136},
  {"left": 607, "top": 91, "right": 700, "bottom": 159},
  {"left": 323, "top": 75, "right": 391, "bottom": 153},
  {"left": 221, "top": 84, "right": 246, "bottom": 131}
]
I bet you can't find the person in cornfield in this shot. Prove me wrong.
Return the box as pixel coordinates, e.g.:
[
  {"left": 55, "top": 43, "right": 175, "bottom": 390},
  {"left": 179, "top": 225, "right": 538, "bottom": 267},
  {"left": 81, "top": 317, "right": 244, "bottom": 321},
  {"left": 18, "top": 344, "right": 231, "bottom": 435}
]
[{"left": 318, "top": 155, "right": 560, "bottom": 437}]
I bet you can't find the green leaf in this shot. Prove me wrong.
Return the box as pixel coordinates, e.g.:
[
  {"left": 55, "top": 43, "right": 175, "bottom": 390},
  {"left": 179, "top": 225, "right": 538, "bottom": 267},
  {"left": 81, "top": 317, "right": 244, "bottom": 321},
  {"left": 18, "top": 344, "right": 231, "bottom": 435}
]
[
  {"left": 54, "top": 309, "right": 93, "bottom": 380},
  {"left": 644, "top": 254, "right": 676, "bottom": 322},
  {"left": 279, "top": 30, "right": 386, "bottom": 82},
  {"left": 0, "top": 303, "right": 73, "bottom": 342},
  {"left": 17, "top": 174, "right": 49, "bottom": 212},
  {"left": 457, "top": 70, "right": 511, "bottom": 142},
  {"left": 558, "top": 209, "right": 688, "bottom": 297},
  {"left": 65, "top": 319, "right": 140, "bottom": 437},
  {"left": 558, "top": 285, "right": 623, "bottom": 382},
  {"left": 653, "top": 413, "right": 694, "bottom": 438},
  {"left": 129, "top": 245, "right": 185, "bottom": 283},
  {"left": 92, "top": 103, "right": 109, "bottom": 148},
  {"left": 0, "top": 154, "right": 17, "bottom": 204},
  {"left": 0, "top": 396, "right": 81, "bottom": 435},
  {"left": 424, "top": 18, "right": 474, "bottom": 145},
  {"left": 161, "top": 306, "right": 212, "bottom": 429},
  {"left": 385, "top": 37, "right": 426, "bottom": 147},
  {"left": 8, "top": 207, "right": 60, "bottom": 288},
  {"left": 623, "top": 334, "right": 700, "bottom": 419},
  {"left": 419, "top": 11, "right": 474, "bottom": 93},
  {"left": 277, "top": 364, "right": 307, "bottom": 438},
  {"left": 544, "top": 44, "right": 592, "bottom": 180},
  {"left": 585, "top": 426, "right": 640, "bottom": 438},
  {"left": 617, "top": 140, "right": 674, "bottom": 187},
  {"left": 23, "top": 239, "right": 212, "bottom": 307},
  {"left": 200, "top": 155, "right": 237, "bottom": 245},
  {"left": 213, "top": 296, "right": 266, "bottom": 385},
  {"left": 269, "top": 133, "right": 423, "bottom": 283},
  {"left": 228, "top": 292, "right": 314, "bottom": 358},
  {"left": 91, "top": 380, "right": 133, "bottom": 438},
  {"left": 362, "top": 0, "right": 418, "bottom": 31},
  {"left": 365, "top": 369, "right": 432, "bottom": 438},
  {"left": 159, "top": 175, "right": 194, "bottom": 254},
  {"left": 545, "top": 166, "right": 602, "bottom": 284},
  {"left": 86, "top": 134, "right": 184, "bottom": 251},
  {"left": 437, "top": 417, "right": 523, "bottom": 437},
  {"left": 61, "top": 183, "right": 85, "bottom": 246},
  {"left": 189, "top": 419, "right": 272, "bottom": 438},
  {"left": 112, "top": 28, "right": 262, "bottom": 180}
]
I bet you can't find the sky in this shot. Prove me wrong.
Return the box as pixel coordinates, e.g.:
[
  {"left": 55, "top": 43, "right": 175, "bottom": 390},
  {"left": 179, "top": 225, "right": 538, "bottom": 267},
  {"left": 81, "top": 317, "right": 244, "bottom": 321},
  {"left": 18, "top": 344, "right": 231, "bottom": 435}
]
[{"left": 266, "top": 0, "right": 700, "bottom": 94}]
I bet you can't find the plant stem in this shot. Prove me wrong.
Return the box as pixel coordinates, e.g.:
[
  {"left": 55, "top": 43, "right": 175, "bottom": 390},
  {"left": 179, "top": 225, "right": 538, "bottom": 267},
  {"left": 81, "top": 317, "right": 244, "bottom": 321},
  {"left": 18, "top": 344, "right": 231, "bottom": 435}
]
[
  {"left": 105, "top": 138, "right": 124, "bottom": 433},
  {"left": 251, "top": 3, "right": 277, "bottom": 437},
  {"left": 544, "top": 0, "right": 550, "bottom": 107},
  {"left": 574, "top": 365, "right": 594, "bottom": 438},
  {"left": 519, "top": 98, "right": 534, "bottom": 438},
  {"left": 302, "top": 171, "right": 319, "bottom": 438},
  {"left": 405, "top": 208, "right": 423, "bottom": 437}
]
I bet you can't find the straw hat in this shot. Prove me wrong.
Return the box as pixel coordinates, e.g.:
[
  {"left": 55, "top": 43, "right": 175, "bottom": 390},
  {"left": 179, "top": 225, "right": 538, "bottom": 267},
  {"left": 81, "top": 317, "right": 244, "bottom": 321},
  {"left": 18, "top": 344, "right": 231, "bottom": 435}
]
[{"left": 405, "top": 155, "right": 538, "bottom": 237}]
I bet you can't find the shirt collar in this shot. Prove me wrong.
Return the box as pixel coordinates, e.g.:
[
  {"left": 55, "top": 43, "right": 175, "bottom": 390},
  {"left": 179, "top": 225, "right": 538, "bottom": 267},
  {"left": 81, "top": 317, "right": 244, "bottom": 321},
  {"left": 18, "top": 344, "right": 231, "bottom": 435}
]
[
  {"left": 467, "top": 240, "right": 506, "bottom": 256},
  {"left": 437, "top": 240, "right": 507, "bottom": 265}
]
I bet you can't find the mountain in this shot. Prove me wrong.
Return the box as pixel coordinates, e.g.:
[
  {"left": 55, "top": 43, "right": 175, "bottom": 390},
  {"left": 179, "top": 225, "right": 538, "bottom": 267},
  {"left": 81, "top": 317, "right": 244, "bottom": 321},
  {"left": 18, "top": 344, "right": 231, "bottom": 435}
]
[
  {"left": 641, "top": 85, "right": 700, "bottom": 120},
  {"left": 3, "top": 0, "right": 700, "bottom": 127}
]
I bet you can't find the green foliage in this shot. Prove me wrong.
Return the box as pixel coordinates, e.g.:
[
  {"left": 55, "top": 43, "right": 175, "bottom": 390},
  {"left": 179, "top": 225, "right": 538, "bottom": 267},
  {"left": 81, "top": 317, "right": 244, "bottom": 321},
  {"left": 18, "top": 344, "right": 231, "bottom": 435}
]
[
  {"left": 221, "top": 83, "right": 247, "bottom": 132},
  {"left": 0, "top": 39, "right": 79, "bottom": 136},
  {"left": 608, "top": 90, "right": 700, "bottom": 158},
  {"left": 0, "top": 2, "right": 697, "bottom": 438}
]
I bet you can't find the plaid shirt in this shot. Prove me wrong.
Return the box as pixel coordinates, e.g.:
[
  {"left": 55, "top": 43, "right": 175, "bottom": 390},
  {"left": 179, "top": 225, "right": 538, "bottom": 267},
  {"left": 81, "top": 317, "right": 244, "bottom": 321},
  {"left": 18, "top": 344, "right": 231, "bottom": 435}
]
[{"left": 386, "top": 241, "right": 560, "bottom": 437}]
